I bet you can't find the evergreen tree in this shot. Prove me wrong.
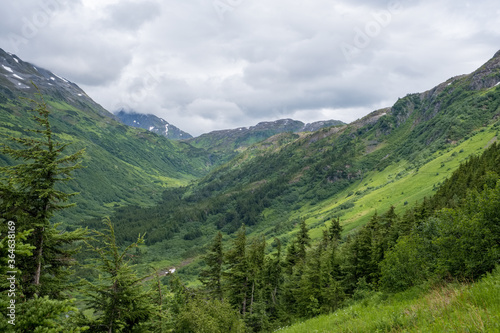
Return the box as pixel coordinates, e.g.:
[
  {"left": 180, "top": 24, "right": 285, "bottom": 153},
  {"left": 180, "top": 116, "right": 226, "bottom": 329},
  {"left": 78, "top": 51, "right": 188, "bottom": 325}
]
[
  {"left": 224, "top": 224, "right": 250, "bottom": 315},
  {"left": 284, "top": 241, "right": 298, "bottom": 275},
  {"left": 247, "top": 236, "right": 265, "bottom": 315},
  {"left": 319, "top": 240, "right": 344, "bottom": 314},
  {"left": 297, "top": 245, "right": 323, "bottom": 317},
  {"left": 296, "top": 219, "right": 311, "bottom": 264},
  {"left": 328, "top": 217, "right": 342, "bottom": 243},
  {"left": 199, "top": 231, "right": 224, "bottom": 300},
  {"left": 262, "top": 237, "right": 283, "bottom": 321},
  {"left": 0, "top": 89, "right": 88, "bottom": 332},
  {"left": 0, "top": 89, "right": 86, "bottom": 298},
  {"left": 245, "top": 236, "right": 267, "bottom": 331},
  {"left": 80, "top": 218, "right": 157, "bottom": 332}
]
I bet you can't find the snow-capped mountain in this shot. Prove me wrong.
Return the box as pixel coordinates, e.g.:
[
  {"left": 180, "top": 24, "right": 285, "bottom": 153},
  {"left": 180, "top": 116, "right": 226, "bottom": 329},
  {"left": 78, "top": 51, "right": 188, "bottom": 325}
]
[
  {"left": 0, "top": 48, "right": 116, "bottom": 120},
  {"left": 115, "top": 110, "right": 193, "bottom": 140}
]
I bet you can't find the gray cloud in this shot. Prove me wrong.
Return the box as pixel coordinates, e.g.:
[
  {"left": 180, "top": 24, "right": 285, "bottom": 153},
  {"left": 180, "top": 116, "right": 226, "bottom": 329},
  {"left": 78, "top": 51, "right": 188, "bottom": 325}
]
[
  {"left": 0, "top": 0, "right": 499, "bottom": 136},
  {"left": 102, "top": 0, "right": 161, "bottom": 31}
]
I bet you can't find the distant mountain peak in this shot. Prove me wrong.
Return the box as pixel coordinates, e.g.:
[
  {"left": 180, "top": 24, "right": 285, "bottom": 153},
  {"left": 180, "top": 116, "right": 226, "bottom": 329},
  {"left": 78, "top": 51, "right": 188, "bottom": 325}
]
[
  {"left": 115, "top": 110, "right": 192, "bottom": 140},
  {"left": 187, "top": 118, "right": 345, "bottom": 153}
]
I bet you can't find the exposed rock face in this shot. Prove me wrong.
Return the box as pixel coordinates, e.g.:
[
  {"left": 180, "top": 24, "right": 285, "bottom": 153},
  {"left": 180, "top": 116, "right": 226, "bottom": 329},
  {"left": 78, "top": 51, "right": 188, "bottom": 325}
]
[{"left": 467, "top": 50, "right": 500, "bottom": 91}]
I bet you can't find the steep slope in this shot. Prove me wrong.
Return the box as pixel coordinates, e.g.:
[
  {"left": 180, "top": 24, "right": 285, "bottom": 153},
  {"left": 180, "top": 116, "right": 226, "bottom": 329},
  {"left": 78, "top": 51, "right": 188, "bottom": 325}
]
[
  {"left": 101, "top": 51, "right": 500, "bottom": 268},
  {"left": 0, "top": 48, "right": 215, "bottom": 222},
  {"left": 115, "top": 109, "right": 193, "bottom": 140}
]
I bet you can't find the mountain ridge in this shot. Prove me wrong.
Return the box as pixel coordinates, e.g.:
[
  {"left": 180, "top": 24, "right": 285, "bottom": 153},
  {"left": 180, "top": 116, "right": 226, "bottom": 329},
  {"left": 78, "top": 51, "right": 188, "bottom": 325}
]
[
  {"left": 115, "top": 109, "right": 193, "bottom": 140},
  {"left": 0, "top": 48, "right": 216, "bottom": 222},
  {"left": 187, "top": 118, "right": 345, "bottom": 154}
]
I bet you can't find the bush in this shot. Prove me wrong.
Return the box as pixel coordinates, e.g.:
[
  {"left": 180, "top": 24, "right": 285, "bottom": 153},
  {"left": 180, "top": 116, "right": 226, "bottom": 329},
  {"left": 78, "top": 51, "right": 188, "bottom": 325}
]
[{"left": 175, "top": 297, "right": 245, "bottom": 333}]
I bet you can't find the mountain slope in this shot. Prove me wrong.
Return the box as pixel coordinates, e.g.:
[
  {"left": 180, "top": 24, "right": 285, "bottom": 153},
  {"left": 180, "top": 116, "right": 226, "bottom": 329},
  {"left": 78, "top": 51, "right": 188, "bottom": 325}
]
[
  {"left": 0, "top": 48, "right": 215, "bottom": 222},
  {"left": 115, "top": 109, "right": 193, "bottom": 140},
  {"left": 101, "top": 51, "right": 500, "bottom": 270},
  {"left": 187, "top": 118, "right": 345, "bottom": 153}
]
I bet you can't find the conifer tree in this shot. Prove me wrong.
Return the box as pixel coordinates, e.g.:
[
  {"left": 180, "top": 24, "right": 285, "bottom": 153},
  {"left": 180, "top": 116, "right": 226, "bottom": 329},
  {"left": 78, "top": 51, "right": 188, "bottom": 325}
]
[
  {"left": 199, "top": 231, "right": 224, "bottom": 300},
  {"left": 247, "top": 235, "right": 265, "bottom": 315},
  {"left": 263, "top": 237, "right": 283, "bottom": 318},
  {"left": 80, "top": 218, "right": 157, "bottom": 332},
  {"left": 224, "top": 224, "right": 250, "bottom": 315},
  {"left": 296, "top": 219, "right": 311, "bottom": 264},
  {"left": 328, "top": 217, "right": 342, "bottom": 243},
  {"left": 0, "top": 89, "right": 86, "bottom": 298}
]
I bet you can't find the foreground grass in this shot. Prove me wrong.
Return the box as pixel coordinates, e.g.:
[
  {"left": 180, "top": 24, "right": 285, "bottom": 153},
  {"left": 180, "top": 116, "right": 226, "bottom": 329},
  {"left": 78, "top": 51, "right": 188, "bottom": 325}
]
[{"left": 276, "top": 266, "right": 500, "bottom": 333}]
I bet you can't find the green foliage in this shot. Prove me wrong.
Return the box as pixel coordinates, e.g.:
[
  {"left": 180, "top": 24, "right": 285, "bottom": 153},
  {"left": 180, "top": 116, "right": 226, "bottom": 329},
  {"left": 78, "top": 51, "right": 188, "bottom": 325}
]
[
  {"left": 0, "top": 84, "right": 216, "bottom": 224},
  {"left": 199, "top": 231, "right": 224, "bottom": 300},
  {"left": 224, "top": 225, "right": 250, "bottom": 314},
  {"left": 380, "top": 180, "right": 500, "bottom": 293},
  {"left": 174, "top": 297, "right": 246, "bottom": 333},
  {"left": 3, "top": 296, "right": 88, "bottom": 333},
  {"left": 0, "top": 90, "right": 87, "bottom": 297},
  {"left": 279, "top": 265, "right": 500, "bottom": 333},
  {"left": 79, "top": 218, "right": 159, "bottom": 332},
  {"left": 0, "top": 88, "right": 88, "bottom": 332}
]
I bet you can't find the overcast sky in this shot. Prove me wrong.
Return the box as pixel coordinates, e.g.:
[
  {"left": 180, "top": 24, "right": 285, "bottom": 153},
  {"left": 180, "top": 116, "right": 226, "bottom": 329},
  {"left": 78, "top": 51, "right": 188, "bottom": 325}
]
[{"left": 1, "top": 0, "right": 499, "bottom": 136}]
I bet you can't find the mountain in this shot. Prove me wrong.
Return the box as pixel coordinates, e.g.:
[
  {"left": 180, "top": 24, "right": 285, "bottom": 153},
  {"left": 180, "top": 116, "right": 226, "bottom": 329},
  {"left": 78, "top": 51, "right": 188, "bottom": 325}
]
[
  {"left": 0, "top": 48, "right": 215, "bottom": 222},
  {"left": 102, "top": 50, "right": 500, "bottom": 269},
  {"left": 115, "top": 109, "right": 193, "bottom": 140},
  {"left": 187, "top": 118, "right": 345, "bottom": 153}
]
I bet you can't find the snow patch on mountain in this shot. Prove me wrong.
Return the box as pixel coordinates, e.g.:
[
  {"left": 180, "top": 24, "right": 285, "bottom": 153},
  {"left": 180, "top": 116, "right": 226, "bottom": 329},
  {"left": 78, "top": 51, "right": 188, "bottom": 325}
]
[{"left": 54, "top": 74, "right": 68, "bottom": 83}]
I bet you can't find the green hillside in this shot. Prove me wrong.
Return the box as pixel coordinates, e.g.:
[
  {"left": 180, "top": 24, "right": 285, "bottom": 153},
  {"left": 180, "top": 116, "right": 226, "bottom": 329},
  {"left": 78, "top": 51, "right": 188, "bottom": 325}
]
[
  {"left": 0, "top": 49, "right": 216, "bottom": 223},
  {"left": 100, "top": 52, "right": 500, "bottom": 274},
  {"left": 0, "top": 95, "right": 217, "bottom": 223}
]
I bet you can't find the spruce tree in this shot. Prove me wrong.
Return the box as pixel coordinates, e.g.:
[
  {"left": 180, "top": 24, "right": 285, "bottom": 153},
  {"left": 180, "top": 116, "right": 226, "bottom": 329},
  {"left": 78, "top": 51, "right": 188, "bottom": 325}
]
[
  {"left": 0, "top": 89, "right": 86, "bottom": 298},
  {"left": 199, "top": 231, "right": 224, "bottom": 300},
  {"left": 80, "top": 218, "right": 157, "bottom": 332},
  {"left": 265, "top": 237, "right": 282, "bottom": 311},
  {"left": 224, "top": 224, "right": 250, "bottom": 315},
  {"left": 328, "top": 217, "right": 342, "bottom": 243},
  {"left": 296, "top": 219, "right": 311, "bottom": 264},
  {"left": 0, "top": 88, "right": 88, "bottom": 331}
]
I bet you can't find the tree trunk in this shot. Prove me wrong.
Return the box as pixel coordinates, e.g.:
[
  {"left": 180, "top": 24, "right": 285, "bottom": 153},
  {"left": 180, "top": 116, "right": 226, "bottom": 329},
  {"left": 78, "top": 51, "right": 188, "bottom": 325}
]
[
  {"left": 34, "top": 227, "right": 44, "bottom": 287},
  {"left": 250, "top": 281, "right": 255, "bottom": 314}
]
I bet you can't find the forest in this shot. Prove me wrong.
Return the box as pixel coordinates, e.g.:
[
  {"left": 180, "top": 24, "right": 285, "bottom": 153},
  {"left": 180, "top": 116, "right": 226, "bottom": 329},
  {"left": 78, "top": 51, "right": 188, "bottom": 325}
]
[{"left": 0, "top": 88, "right": 499, "bottom": 332}]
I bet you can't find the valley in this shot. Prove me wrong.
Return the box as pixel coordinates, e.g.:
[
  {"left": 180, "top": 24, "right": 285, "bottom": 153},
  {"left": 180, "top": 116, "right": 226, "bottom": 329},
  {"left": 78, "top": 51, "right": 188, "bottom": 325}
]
[{"left": 1, "top": 48, "right": 499, "bottom": 332}]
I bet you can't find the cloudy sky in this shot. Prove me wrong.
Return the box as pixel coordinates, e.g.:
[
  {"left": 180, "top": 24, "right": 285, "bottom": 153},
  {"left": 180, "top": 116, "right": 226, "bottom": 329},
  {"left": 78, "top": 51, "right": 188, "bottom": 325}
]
[{"left": 0, "top": 0, "right": 499, "bottom": 136}]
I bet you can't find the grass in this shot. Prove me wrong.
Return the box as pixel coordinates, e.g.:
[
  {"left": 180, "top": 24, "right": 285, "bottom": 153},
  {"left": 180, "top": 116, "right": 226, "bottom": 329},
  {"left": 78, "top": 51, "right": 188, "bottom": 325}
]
[
  {"left": 299, "top": 125, "right": 498, "bottom": 238},
  {"left": 234, "top": 124, "right": 498, "bottom": 253},
  {"left": 276, "top": 266, "right": 500, "bottom": 333}
]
